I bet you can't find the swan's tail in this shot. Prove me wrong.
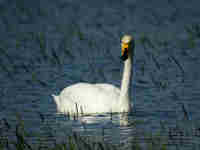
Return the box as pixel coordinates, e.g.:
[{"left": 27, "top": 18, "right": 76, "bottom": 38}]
[{"left": 52, "top": 94, "right": 60, "bottom": 106}]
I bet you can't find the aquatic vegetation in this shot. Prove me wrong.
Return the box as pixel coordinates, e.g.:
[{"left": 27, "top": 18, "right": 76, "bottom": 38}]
[
  {"left": 184, "top": 23, "right": 200, "bottom": 49},
  {"left": 37, "top": 32, "right": 48, "bottom": 61},
  {"left": 1, "top": 111, "right": 198, "bottom": 150}
]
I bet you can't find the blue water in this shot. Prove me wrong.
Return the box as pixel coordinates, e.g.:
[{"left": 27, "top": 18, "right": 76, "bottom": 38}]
[{"left": 0, "top": 0, "right": 200, "bottom": 149}]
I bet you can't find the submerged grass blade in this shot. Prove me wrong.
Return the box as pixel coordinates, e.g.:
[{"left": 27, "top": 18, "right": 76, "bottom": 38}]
[
  {"left": 51, "top": 48, "right": 61, "bottom": 66},
  {"left": 169, "top": 55, "right": 185, "bottom": 83},
  {"left": 37, "top": 32, "right": 48, "bottom": 61},
  {"left": 0, "top": 47, "right": 14, "bottom": 65}
]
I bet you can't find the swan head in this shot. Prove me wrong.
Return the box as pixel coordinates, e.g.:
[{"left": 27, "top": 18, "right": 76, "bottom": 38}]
[{"left": 120, "top": 35, "right": 134, "bottom": 61}]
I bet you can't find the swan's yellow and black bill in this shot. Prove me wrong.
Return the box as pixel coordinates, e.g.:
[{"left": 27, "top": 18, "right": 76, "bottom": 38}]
[{"left": 120, "top": 43, "right": 129, "bottom": 61}]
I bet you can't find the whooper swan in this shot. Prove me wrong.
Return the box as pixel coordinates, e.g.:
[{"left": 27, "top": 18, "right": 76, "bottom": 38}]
[{"left": 52, "top": 35, "right": 134, "bottom": 114}]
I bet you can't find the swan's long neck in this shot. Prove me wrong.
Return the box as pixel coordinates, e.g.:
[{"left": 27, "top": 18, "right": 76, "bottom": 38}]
[{"left": 119, "top": 52, "right": 132, "bottom": 112}]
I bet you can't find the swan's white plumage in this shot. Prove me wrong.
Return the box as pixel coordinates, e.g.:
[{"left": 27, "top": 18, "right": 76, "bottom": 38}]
[
  {"left": 53, "top": 83, "right": 120, "bottom": 114},
  {"left": 52, "top": 35, "right": 134, "bottom": 114}
]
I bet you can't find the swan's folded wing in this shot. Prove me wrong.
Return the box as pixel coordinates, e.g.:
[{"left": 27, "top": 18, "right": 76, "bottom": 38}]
[
  {"left": 58, "top": 83, "right": 120, "bottom": 113},
  {"left": 94, "top": 84, "right": 120, "bottom": 96}
]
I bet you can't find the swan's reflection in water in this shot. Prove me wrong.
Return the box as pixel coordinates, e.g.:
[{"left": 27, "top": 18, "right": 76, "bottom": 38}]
[
  {"left": 54, "top": 112, "right": 136, "bottom": 145},
  {"left": 53, "top": 110, "right": 179, "bottom": 148}
]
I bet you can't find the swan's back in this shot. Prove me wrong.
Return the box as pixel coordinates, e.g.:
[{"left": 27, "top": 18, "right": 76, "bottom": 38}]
[{"left": 54, "top": 83, "right": 120, "bottom": 114}]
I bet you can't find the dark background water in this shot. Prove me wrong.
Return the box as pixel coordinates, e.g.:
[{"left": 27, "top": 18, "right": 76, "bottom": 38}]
[{"left": 0, "top": 0, "right": 200, "bottom": 149}]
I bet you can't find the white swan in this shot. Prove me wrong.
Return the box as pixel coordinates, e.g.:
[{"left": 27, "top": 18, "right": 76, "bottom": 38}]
[{"left": 52, "top": 35, "right": 134, "bottom": 114}]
